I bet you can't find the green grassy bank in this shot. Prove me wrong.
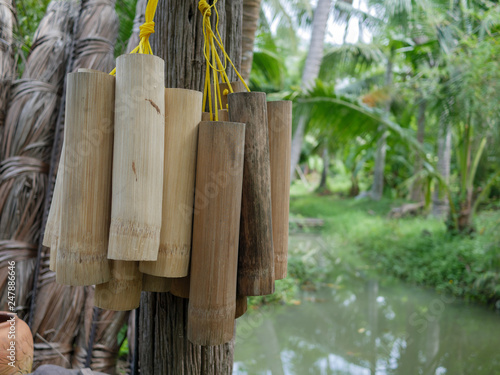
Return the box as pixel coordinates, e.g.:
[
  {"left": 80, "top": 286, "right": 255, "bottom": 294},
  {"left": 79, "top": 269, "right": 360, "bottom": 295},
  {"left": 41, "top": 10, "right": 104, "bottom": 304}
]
[{"left": 286, "top": 191, "right": 500, "bottom": 307}]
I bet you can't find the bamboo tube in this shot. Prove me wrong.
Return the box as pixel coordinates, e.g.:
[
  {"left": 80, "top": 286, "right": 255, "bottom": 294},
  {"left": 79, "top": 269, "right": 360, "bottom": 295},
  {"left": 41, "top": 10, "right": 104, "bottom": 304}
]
[
  {"left": 187, "top": 121, "right": 245, "bottom": 346},
  {"left": 56, "top": 71, "right": 114, "bottom": 286},
  {"left": 219, "top": 81, "right": 245, "bottom": 110},
  {"left": 235, "top": 295, "right": 247, "bottom": 319},
  {"left": 139, "top": 88, "right": 202, "bottom": 277},
  {"left": 218, "top": 109, "right": 229, "bottom": 121},
  {"left": 228, "top": 92, "right": 275, "bottom": 296},
  {"left": 94, "top": 261, "right": 141, "bottom": 311},
  {"left": 201, "top": 112, "right": 210, "bottom": 121},
  {"left": 267, "top": 101, "right": 292, "bottom": 280},
  {"left": 43, "top": 145, "right": 65, "bottom": 272},
  {"left": 169, "top": 276, "right": 190, "bottom": 299},
  {"left": 108, "top": 54, "right": 165, "bottom": 261},
  {"left": 142, "top": 274, "right": 172, "bottom": 292}
]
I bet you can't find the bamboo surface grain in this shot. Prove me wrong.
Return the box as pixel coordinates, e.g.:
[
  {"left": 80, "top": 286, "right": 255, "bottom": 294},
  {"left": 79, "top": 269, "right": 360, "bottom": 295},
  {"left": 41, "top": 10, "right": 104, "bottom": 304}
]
[
  {"left": 267, "top": 101, "right": 292, "bottom": 280},
  {"left": 56, "top": 71, "right": 114, "bottom": 286},
  {"left": 169, "top": 276, "right": 190, "bottom": 299},
  {"left": 228, "top": 92, "right": 275, "bottom": 296},
  {"left": 140, "top": 88, "right": 202, "bottom": 277},
  {"left": 188, "top": 121, "right": 245, "bottom": 346},
  {"left": 108, "top": 54, "right": 165, "bottom": 261},
  {"left": 94, "top": 260, "right": 141, "bottom": 311},
  {"left": 142, "top": 274, "right": 172, "bottom": 292}
]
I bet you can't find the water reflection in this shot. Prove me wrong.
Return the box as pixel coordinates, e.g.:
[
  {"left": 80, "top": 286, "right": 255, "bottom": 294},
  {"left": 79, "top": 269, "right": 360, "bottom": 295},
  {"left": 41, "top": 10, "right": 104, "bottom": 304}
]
[{"left": 234, "top": 235, "right": 500, "bottom": 375}]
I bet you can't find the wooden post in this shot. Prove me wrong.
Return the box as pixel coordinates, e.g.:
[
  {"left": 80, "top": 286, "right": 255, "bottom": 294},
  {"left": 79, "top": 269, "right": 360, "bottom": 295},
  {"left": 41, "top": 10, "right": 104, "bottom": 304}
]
[
  {"left": 94, "top": 261, "right": 142, "bottom": 311},
  {"left": 267, "top": 101, "right": 292, "bottom": 279},
  {"left": 108, "top": 54, "right": 165, "bottom": 261},
  {"left": 228, "top": 92, "right": 275, "bottom": 296},
  {"left": 140, "top": 88, "right": 202, "bottom": 277},
  {"left": 143, "top": 274, "right": 172, "bottom": 292},
  {"left": 188, "top": 121, "right": 245, "bottom": 346},
  {"left": 55, "top": 71, "right": 114, "bottom": 285}
]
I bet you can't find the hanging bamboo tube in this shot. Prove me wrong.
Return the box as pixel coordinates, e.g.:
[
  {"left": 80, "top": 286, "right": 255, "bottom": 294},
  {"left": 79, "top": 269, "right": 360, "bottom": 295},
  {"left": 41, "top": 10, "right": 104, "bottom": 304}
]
[
  {"left": 188, "top": 121, "right": 246, "bottom": 346},
  {"left": 169, "top": 276, "right": 190, "bottom": 299},
  {"left": 55, "top": 71, "right": 114, "bottom": 285},
  {"left": 139, "top": 88, "right": 202, "bottom": 277},
  {"left": 267, "top": 101, "right": 292, "bottom": 280},
  {"left": 43, "top": 144, "right": 65, "bottom": 272},
  {"left": 201, "top": 112, "right": 210, "bottom": 121},
  {"left": 218, "top": 109, "right": 229, "bottom": 121},
  {"left": 235, "top": 295, "right": 247, "bottom": 319},
  {"left": 220, "top": 81, "right": 245, "bottom": 110},
  {"left": 94, "top": 261, "right": 141, "bottom": 311},
  {"left": 228, "top": 92, "right": 275, "bottom": 296},
  {"left": 142, "top": 274, "right": 172, "bottom": 292},
  {"left": 108, "top": 54, "right": 165, "bottom": 261}
]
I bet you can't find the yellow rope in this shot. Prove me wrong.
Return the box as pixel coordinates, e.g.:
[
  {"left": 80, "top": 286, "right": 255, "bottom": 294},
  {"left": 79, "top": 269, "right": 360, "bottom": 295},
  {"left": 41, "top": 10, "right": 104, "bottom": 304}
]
[
  {"left": 109, "top": 0, "right": 159, "bottom": 75},
  {"left": 198, "top": 0, "right": 250, "bottom": 120}
]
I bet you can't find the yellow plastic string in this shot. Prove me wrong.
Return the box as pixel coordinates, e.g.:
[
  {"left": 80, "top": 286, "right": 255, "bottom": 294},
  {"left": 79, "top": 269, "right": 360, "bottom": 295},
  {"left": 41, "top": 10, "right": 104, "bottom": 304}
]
[
  {"left": 199, "top": 0, "right": 250, "bottom": 121},
  {"left": 109, "top": 0, "right": 159, "bottom": 75}
]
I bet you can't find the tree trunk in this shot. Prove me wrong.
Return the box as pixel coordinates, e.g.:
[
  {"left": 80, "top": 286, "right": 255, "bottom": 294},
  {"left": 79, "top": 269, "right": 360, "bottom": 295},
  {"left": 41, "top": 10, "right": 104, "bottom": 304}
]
[
  {"left": 432, "top": 118, "right": 452, "bottom": 218},
  {"left": 369, "top": 54, "right": 393, "bottom": 200},
  {"left": 240, "top": 0, "right": 261, "bottom": 82},
  {"left": 289, "top": 0, "right": 333, "bottom": 180},
  {"left": 139, "top": 1, "right": 241, "bottom": 373},
  {"left": 318, "top": 146, "right": 329, "bottom": 190},
  {"left": 409, "top": 99, "right": 426, "bottom": 202}
]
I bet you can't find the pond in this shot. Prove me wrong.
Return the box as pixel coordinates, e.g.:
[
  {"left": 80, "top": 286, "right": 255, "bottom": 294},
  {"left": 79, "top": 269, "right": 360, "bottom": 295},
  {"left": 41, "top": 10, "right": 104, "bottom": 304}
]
[{"left": 233, "top": 234, "right": 500, "bottom": 375}]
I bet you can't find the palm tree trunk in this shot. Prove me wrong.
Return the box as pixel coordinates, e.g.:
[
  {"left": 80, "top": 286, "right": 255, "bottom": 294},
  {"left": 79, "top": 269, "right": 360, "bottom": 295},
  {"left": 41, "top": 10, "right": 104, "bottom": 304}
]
[
  {"left": 409, "top": 99, "right": 426, "bottom": 201},
  {"left": 241, "top": 0, "right": 262, "bottom": 82},
  {"left": 290, "top": 0, "right": 332, "bottom": 179},
  {"left": 369, "top": 54, "right": 393, "bottom": 200},
  {"left": 318, "top": 146, "right": 329, "bottom": 190},
  {"left": 139, "top": 1, "right": 240, "bottom": 373},
  {"left": 0, "top": 0, "right": 15, "bottom": 149},
  {"left": 432, "top": 118, "right": 452, "bottom": 218}
]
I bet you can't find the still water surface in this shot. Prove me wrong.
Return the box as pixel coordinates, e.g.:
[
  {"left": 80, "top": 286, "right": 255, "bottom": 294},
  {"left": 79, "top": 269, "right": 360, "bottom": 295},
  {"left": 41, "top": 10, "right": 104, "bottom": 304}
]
[{"left": 234, "top": 235, "right": 500, "bottom": 375}]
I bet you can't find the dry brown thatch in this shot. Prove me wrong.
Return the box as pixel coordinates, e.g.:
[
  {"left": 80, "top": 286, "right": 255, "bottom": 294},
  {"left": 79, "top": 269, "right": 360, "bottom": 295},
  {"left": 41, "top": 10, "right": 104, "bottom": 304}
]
[
  {"left": 31, "top": 0, "right": 123, "bottom": 371},
  {"left": 0, "top": 0, "right": 15, "bottom": 146},
  {"left": 0, "top": 0, "right": 76, "bottom": 319}
]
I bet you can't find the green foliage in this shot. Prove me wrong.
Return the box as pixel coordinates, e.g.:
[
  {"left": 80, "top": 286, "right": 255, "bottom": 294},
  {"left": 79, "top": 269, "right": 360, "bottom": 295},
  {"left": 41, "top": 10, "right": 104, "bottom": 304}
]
[{"left": 288, "top": 190, "right": 500, "bottom": 305}]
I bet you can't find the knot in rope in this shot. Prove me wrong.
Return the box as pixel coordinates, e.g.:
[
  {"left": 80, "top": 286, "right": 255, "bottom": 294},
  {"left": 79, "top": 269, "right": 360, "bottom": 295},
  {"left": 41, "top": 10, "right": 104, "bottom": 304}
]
[
  {"left": 139, "top": 20, "right": 155, "bottom": 40},
  {"left": 198, "top": 0, "right": 212, "bottom": 17}
]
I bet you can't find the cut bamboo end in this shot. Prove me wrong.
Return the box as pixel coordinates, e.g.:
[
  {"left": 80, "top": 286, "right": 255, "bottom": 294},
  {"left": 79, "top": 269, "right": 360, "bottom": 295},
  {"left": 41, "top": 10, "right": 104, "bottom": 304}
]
[
  {"left": 139, "top": 88, "right": 202, "bottom": 278},
  {"left": 169, "top": 276, "right": 190, "bottom": 299},
  {"left": 267, "top": 101, "right": 292, "bottom": 280},
  {"left": 219, "top": 81, "right": 246, "bottom": 109},
  {"left": 56, "top": 71, "right": 115, "bottom": 286},
  {"left": 201, "top": 112, "right": 211, "bottom": 121},
  {"left": 218, "top": 109, "right": 229, "bottom": 121},
  {"left": 188, "top": 121, "right": 246, "bottom": 346},
  {"left": 142, "top": 274, "right": 172, "bottom": 292},
  {"left": 228, "top": 92, "right": 275, "bottom": 296},
  {"left": 108, "top": 54, "right": 165, "bottom": 261},
  {"left": 94, "top": 261, "right": 142, "bottom": 311},
  {"left": 235, "top": 295, "right": 248, "bottom": 319}
]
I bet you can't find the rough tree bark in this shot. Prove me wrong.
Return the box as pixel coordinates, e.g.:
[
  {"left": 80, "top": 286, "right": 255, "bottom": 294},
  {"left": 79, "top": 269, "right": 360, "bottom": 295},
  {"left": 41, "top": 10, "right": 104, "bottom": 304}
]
[
  {"left": 289, "top": 0, "right": 333, "bottom": 179},
  {"left": 139, "top": 1, "right": 242, "bottom": 373}
]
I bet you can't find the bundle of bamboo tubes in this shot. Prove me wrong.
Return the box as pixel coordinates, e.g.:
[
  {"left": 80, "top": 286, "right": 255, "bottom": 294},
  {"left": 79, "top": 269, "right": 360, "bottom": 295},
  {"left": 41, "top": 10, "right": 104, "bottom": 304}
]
[{"left": 41, "top": 0, "right": 293, "bottom": 350}]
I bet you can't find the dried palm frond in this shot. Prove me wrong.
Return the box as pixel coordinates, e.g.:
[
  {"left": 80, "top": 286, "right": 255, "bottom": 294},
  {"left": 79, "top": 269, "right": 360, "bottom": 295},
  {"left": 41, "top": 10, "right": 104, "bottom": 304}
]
[
  {"left": 0, "top": 0, "right": 16, "bottom": 146},
  {"left": 31, "top": 0, "right": 122, "bottom": 371},
  {"left": 0, "top": 0, "right": 76, "bottom": 319}
]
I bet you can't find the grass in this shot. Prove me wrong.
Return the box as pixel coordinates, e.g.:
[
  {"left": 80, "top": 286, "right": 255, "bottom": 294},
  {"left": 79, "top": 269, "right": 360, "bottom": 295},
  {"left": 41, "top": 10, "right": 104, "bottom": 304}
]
[{"left": 284, "top": 181, "right": 500, "bottom": 307}]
